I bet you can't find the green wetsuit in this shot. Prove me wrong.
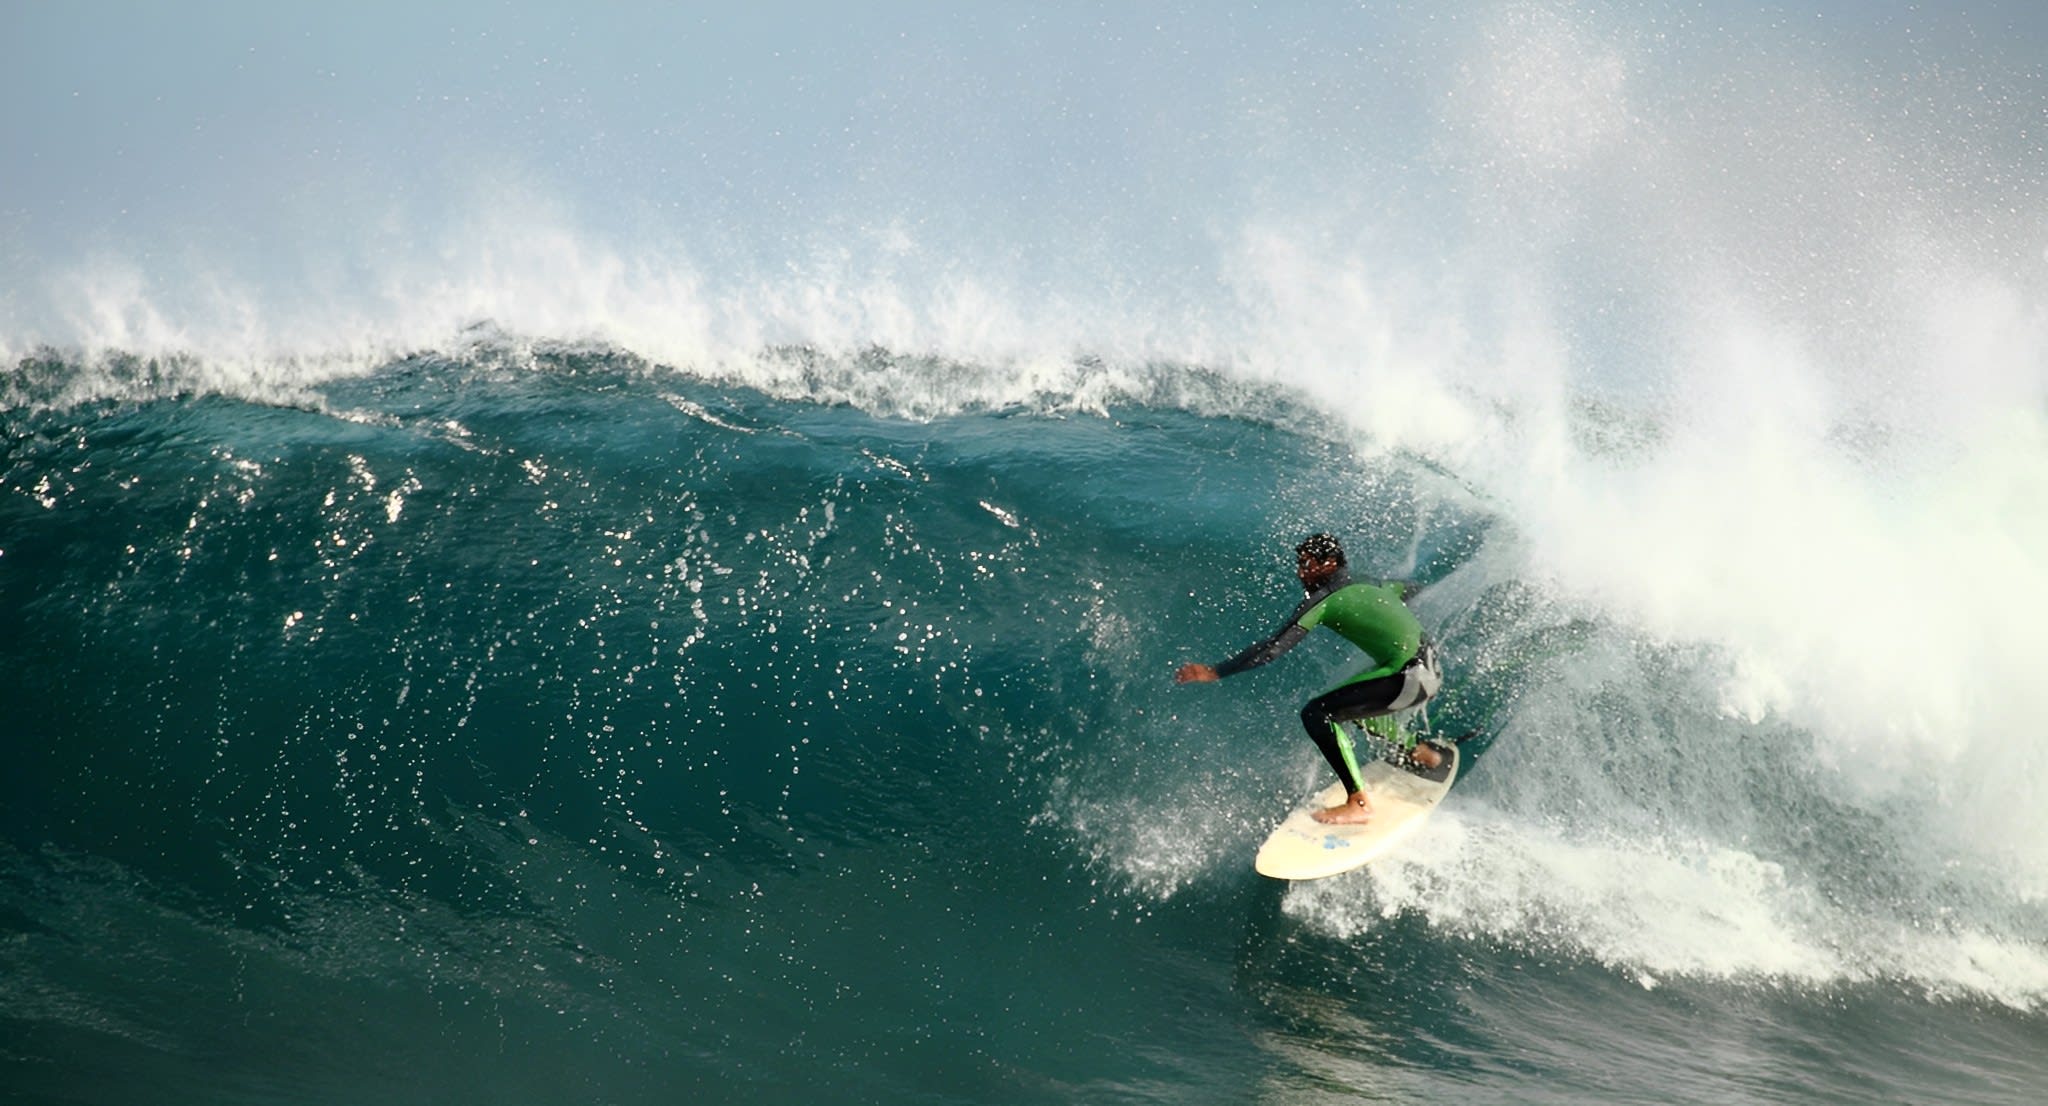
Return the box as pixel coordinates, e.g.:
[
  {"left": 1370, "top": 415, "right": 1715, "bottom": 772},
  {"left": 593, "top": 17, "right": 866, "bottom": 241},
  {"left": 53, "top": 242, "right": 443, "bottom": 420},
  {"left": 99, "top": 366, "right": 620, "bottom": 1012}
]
[
  {"left": 1212, "top": 570, "right": 1439, "bottom": 792},
  {"left": 1214, "top": 573, "right": 1422, "bottom": 682}
]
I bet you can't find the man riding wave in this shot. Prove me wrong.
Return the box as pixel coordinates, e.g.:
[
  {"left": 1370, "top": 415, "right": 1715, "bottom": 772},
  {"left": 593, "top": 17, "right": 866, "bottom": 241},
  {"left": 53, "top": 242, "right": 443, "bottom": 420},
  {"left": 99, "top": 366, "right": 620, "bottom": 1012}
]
[{"left": 1176, "top": 534, "right": 1445, "bottom": 825}]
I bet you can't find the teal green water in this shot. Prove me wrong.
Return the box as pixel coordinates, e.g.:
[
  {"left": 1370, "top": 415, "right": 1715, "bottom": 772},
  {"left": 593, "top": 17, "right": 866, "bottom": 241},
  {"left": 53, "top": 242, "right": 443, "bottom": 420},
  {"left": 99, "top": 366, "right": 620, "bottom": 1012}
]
[{"left": 5, "top": 348, "right": 2045, "bottom": 1104}]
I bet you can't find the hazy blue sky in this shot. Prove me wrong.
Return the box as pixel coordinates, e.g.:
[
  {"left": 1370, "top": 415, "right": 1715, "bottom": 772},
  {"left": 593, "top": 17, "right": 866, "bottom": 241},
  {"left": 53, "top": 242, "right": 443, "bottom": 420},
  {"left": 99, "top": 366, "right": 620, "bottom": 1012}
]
[
  {"left": 4, "top": 1, "right": 2045, "bottom": 356},
  {"left": 5, "top": 5, "right": 1400, "bottom": 263}
]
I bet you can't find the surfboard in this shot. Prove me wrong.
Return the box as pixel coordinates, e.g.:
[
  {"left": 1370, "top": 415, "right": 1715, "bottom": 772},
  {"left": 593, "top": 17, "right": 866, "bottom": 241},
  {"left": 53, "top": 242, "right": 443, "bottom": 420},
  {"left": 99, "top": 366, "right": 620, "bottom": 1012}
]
[{"left": 1254, "top": 741, "right": 1458, "bottom": 880}]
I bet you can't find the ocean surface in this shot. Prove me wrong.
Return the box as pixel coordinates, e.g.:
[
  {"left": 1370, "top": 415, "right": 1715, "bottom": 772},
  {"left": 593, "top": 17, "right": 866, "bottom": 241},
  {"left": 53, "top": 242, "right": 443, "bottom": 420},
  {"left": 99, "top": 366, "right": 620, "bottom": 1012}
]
[
  {"left": 8, "top": 3, "right": 2048, "bottom": 1103},
  {"left": 5, "top": 342, "right": 2045, "bottom": 1105}
]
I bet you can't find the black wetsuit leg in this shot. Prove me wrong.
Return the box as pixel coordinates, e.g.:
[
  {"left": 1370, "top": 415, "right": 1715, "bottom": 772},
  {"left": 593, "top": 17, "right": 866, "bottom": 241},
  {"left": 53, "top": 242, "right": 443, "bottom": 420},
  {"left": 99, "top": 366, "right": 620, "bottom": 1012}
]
[{"left": 1299, "top": 672, "right": 1410, "bottom": 793}]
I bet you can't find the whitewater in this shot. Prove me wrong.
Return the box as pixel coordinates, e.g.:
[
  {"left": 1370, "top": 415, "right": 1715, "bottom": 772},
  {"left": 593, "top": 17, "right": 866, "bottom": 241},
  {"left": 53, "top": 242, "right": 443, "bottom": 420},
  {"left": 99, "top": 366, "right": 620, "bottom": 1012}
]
[{"left": 6, "top": 3, "right": 2048, "bottom": 1103}]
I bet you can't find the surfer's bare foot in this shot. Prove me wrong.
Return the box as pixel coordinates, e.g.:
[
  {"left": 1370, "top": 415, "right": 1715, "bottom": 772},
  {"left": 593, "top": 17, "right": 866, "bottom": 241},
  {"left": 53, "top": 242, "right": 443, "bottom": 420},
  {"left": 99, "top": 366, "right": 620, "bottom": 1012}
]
[
  {"left": 1311, "top": 794, "right": 1372, "bottom": 825},
  {"left": 1409, "top": 742, "right": 1443, "bottom": 770}
]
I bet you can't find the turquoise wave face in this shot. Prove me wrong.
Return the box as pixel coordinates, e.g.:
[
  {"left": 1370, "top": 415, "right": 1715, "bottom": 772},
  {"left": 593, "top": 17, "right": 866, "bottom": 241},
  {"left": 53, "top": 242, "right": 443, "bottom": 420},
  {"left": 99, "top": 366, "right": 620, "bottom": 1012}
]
[
  {"left": 0, "top": 348, "right": 1459, "bottom": 1098},
  {"left": 5, "top": 348, "right": 2046, "bottom": 1104}
]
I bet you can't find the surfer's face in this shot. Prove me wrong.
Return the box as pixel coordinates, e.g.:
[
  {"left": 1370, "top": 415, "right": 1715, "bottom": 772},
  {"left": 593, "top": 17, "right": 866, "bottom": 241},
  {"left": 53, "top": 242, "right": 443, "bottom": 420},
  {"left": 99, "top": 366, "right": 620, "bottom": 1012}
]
[{"left": 1296, "top": 555, "right": 1341, "bottom": 590}]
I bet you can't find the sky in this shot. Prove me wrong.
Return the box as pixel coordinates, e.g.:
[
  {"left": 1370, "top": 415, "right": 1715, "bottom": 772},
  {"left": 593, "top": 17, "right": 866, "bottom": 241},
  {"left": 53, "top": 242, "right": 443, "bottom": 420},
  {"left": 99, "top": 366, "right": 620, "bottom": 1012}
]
[
  {"left": 3, "top": 1, "right": 2046, "bottom": 359},
  {"left": 4, "top": 6, "right": 1373, "bottom": 272}
]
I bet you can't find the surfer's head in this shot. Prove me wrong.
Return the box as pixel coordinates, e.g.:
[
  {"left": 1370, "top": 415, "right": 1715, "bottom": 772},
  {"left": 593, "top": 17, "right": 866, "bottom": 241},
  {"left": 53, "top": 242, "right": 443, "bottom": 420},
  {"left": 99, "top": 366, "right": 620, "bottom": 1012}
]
[{"left": 1295, "top": 533, "right": 1345, "bottom": 589}]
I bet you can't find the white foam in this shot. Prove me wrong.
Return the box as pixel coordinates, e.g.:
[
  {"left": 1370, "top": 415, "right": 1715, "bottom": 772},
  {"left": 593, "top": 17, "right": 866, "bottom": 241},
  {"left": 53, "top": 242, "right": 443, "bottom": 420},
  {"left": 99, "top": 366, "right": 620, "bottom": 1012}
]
[
  {"left": 1280, "top": 801, "right": 2048, "bottom": 1010},
  {"left": 1120, "top": 8, "right": 2046, "bottom": 1001}
]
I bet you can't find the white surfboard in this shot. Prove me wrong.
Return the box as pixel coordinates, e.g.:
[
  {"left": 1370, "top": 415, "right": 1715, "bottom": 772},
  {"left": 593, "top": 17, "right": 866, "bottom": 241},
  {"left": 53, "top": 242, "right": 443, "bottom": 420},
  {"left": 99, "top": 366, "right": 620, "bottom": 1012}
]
[{"left": 1254, "top": 742, "right": 1459, "bottom": 880}]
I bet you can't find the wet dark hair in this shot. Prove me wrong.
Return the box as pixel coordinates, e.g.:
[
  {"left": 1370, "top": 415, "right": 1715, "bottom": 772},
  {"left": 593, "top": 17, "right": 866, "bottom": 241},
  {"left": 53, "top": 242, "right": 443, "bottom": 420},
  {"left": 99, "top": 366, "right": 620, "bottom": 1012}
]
[{"left": 1295, "top": 533, "right": 1345, "bottom": 566}]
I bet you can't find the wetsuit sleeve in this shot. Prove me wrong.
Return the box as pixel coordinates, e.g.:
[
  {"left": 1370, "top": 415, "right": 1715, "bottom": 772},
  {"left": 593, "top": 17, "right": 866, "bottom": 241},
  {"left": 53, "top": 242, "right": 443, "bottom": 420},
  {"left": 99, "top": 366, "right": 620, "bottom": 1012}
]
[{"left": 1214, "top": 595, "right": 1321, "bottom": 677}]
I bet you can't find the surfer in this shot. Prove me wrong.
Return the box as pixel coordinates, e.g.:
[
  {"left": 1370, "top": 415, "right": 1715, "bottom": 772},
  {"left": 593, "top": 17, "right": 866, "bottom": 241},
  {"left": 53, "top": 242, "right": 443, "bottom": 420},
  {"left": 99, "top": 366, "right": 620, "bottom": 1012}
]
[{"left": 1175, "top": 533, "right": 1444, "bottom": 825}]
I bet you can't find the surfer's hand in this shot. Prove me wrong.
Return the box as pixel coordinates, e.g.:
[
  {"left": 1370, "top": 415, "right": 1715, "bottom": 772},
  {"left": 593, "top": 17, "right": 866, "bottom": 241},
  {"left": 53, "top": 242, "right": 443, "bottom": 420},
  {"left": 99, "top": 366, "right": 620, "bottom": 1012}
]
[{"left": 1175, "top": 663, "right": 1218, "bottom": 683}]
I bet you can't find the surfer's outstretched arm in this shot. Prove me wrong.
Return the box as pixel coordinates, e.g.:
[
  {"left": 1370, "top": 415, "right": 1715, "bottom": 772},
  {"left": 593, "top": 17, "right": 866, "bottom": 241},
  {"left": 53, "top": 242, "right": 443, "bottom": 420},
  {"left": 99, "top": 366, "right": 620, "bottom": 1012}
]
[
  {"left": 1175, "top": 622, "right": 1308, "bottom": 683},
  {"left": 1180, "top": 592, "right": 1320, "bottom": 683},
  {"left": 1212, "top": 617, "right": 1311, "bottom": 677}
]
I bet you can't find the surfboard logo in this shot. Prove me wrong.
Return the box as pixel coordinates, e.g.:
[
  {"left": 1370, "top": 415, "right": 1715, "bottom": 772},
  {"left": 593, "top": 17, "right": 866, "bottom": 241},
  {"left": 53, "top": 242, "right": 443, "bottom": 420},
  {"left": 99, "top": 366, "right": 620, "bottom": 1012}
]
[{"left": 1321, "top": 835, "right": 1352, "bottom": 851}]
